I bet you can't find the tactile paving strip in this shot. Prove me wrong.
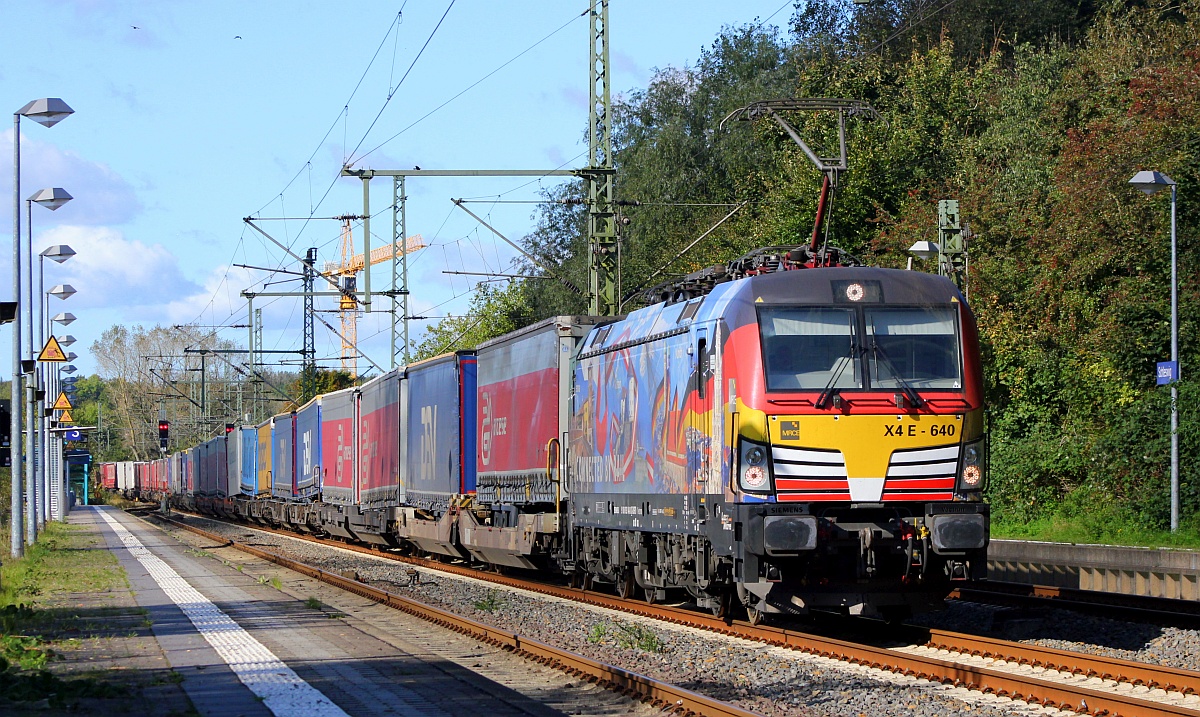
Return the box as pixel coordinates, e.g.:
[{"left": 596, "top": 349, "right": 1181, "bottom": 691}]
[{"left": 97, "top": 508, "right": 351, "bottom": 717}]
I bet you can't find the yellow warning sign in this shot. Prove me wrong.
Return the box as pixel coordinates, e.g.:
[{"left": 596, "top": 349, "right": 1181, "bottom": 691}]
[
  {"left": 52, "top": 392, "right": 73, "bottom": 410},
  {"left": 58, "top": 409, "right": 75, "bottom": 424},
  {"left": 37, "top": 336, "right": 67, "bottom": 362}
]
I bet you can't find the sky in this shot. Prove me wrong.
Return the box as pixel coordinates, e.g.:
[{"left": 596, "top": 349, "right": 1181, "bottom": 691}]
[{"left": 2, "top": 1, "right": 797, "bottom": 380}]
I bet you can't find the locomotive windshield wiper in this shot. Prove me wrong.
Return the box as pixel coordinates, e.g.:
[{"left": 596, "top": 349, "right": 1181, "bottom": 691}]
[
  {"left": 815, "top": 343, "right": 857, "bottom": 409},
  {"left": 868, "top": 328, "right": 923, "bottom": 408}
]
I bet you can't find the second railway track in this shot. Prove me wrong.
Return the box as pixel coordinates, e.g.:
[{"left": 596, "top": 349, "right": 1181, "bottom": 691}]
[{"left": 149, "top": 508, "right": 1200, "bottom": 717}]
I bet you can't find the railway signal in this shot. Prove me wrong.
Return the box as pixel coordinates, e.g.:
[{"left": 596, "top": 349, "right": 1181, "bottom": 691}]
[{"left": 158, "top": 419, "right": 169, "bottom": 449}]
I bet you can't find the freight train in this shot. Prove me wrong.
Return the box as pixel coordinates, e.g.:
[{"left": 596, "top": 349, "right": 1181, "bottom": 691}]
[{"left": 100, "top": 247, "right": 989, "bottom": 622}]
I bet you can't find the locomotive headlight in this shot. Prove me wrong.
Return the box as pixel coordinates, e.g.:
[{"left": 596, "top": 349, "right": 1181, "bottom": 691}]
[
  {"left": 957, "top": 439, "right": 986, "bottom": 493},
  {"left": 743, "top": 465, "right": 768, "bottom": 490},
  {"left": 745, "top": 446, "right": 766, "bottom": 466},
  {"left": 739, "top": 439, "right": 773, "bottom": 493}
]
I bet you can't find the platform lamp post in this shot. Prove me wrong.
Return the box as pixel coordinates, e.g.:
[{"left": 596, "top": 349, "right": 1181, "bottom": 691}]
[
  {"left": 51, "top": 363, "right": 77, "bottom": 521},
  {"left": 47, "top": 331, "right": 75, "bottom": 524},
  {"left": 38, "top": 246, "right": 74, "bottom": 526},
  {"left": 11, "top": 98, "right": 74, "bottom": 557},
  {"left": 23, "top": 193, "right": 72, "bottom": 542},
  {"left": 46, "top": 314, "right": 75, "bottom": 524},
  {"left": 1129, "top": 170, "right": 1180, "bottom": 532},
  {"left": 42, "top": 282, "right": 75, "bottom": 525}
]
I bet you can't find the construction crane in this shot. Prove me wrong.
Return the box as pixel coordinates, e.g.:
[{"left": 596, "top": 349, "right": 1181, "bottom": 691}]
[{"left": 326, "top": 217, "right": 424, "bottom": 377}]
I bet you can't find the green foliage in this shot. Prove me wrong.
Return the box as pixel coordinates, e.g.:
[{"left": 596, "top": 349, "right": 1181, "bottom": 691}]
[
  {"left": 587, "top": 620, "right": 665, "bottom": 652},
  {"left": 472, "top": 589, "right": 506, "bottom": 613},
  {"left": 290, "top": 367, "right": 354, "bottom": 407},
  {"left": 412, "top": 282, "right": 540, "bottom": 361},
  {"left": 408, "top": 1, "right": 1200, "bottom": 538}
]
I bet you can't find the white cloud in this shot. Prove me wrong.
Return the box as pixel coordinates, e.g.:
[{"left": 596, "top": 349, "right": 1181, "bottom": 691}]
[
  {"left": 36, "top": 225, "right": 199, "bottom": 311},
  {"left": 0, "top": 130, "right": 141, "bottom": 226}
]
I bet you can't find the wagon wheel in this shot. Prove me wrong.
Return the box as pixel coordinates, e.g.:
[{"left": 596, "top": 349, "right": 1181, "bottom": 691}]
[
  {"left": 615, "top": 567, "right": 636, "bottom": 600},
  {"left": 710, "top": 589, "right": 732, "bottom": 619}
]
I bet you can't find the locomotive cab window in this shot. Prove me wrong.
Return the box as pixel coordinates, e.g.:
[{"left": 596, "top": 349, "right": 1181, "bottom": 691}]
[
  {"left": 760, "top": 307, "right": 861, "bottom": 391},
  {"left": 865, "top": 307, "right": 961, "bottom": 390}
]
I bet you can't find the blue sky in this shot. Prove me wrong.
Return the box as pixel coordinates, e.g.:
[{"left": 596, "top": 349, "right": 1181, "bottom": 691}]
[{"left": 3, "top": 1, "right": 796, "bottom": 377}]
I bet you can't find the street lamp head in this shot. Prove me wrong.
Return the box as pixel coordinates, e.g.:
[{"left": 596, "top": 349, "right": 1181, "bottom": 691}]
[
  {"left": 40, "top": 245, "right": 76, "bottom": 263},
  {"left": 52, "top": 312, "right": 75, "bottom": 325},
  {"left": 16, "top": 98, "right": 74, "bottom": 128},
  {"left": 60, "top": 365, "right": 77, "bottom": 374},
  {"left": 49, "top": 284, "right": 76, "bottom": 300},
  {"left": 65, "top": 352, "right": 78, "bottom": 362},
  {"left": 908, "top": 240, "right": 940, "bottom": 261},
  {"left": 27, "top": 188, "right": 72, "bottom": 211},
  {"left": 57, "top": 335, "right": 75, "bottom": 347},
  {"left": 1128, "top": 170, "right": 1177, "bottom": 196}
]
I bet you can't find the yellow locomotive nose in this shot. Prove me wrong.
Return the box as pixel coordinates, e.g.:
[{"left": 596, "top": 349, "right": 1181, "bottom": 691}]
[{"left": 765, "top": 412, "right": 979, "bottom": 502}]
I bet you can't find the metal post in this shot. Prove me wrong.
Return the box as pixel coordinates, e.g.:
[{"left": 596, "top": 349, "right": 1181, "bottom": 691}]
[
  {"left": 24, "top": 201, "right": 35, "bottom": 544},
  {"left": 11, "top": 112, "right": 24, "bottom": 557},
  {"left": 37, "top": 255, "right": 45, "bottom": 528},
  {"left": 199, "top": 352, "right": 207, "bottom": 429},
  {"left": 1170, "top": 184, "right": 1179, "bottom": 533},
  {"left": 302, "top": 248, "right": 315, "bottom": 401},
  {"left": 361, "top": 177, "right": 371, "bottom": 313},
  {"left": 585, "top": 0, "right": 618, "bottom": 316},
  {"left": 395, "top": 176, "right": 410, "bottom": 365}
]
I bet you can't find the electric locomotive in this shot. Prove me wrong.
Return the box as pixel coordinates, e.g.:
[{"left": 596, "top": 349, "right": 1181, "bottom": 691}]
[{"left": 568, "top": 247, "right": 987, "bottom": 621}]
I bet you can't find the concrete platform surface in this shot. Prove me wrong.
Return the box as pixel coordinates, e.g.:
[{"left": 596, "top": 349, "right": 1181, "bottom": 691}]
[{"left": 88, "top": 506, "right": 651, "bottom": 717}]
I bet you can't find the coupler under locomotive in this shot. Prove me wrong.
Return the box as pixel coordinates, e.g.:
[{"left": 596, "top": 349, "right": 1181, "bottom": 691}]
[{"left": 730, "top": 502, "right": 988, "bottom": 621}]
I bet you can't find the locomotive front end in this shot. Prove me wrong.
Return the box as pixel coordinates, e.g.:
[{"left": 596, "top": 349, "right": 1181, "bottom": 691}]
[{"left": 727, "top": 268, "right": 988, "bottom": 620}]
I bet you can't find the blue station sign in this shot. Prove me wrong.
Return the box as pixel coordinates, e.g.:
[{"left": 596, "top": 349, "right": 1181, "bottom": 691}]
[{"left": 1157, "top": 361, "right": 1179, "bottom": 385}]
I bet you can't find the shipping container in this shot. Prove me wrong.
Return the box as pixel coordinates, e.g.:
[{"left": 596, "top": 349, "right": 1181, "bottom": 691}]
[
  {"left": 403, "top": 352, "right": 476, "bottom": 512},
  {"left": 272, "top": 413, "right": 295, "bottom": 499},
  {"left": 294, "top": 398, "right": 321, "bottom": 498},
  {"left": 239, "top": 426, "right": 257, "bottom": 495},
  {"left": 117, "top": 462, "right": 136, "bottom": 492},
  {"left": 474, "top": 316, "right": 601, "bottom": 505},
  {"left": 226, "top": 429, "right": 241, "bottom": 497},
  {"left": 207, "top": 436, "right": 228, "bottom": 498},
  {"left": 358, "top": 370, "right": 401, "bottom": 507},
  {"left": 320, "top": 386, "right": 357, "bottom": 505},
  {"left": 99, "top": 463, "right": 116, "bottom": 490},
  {"left": 256, "top": 419, "right": 273, "bottom": 496},
  {"left": 192, "top": 442, "right": 206, "bottom": 496}
]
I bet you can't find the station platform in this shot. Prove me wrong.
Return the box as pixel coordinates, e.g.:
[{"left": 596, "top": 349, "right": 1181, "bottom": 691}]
[{"left": 78, "top": 505, "right": 584, "bottom": 717}]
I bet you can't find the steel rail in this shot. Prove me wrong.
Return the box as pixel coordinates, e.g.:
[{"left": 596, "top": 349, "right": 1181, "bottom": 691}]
[
  {"left": 951, "top": 581, "right": 1200, "bottom": 628},
  {"left": 155, "top": 510, "right": 1200, "bottom": 717},
  {"left": 150, "top": 513, "right": 763, "bottom": 717}
]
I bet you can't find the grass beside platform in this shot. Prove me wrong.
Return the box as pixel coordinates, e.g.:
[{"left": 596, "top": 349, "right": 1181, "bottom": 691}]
[
  {"left": 1, "top": 521, "right": 125, "bottom": 609},
  {"left": 992, "top": 511, "right": 1200, "bottom": 550},
  {"left": 0, "top": 515, "right": 143, "bottom": 711}
]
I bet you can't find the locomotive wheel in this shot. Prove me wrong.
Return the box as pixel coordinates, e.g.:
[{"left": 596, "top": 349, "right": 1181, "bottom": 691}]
[
  {"left": 569, "top": 569, "right": 590, "bottom": 590},
  {"left": 745, "top": 604, "right": 765, "bottom": 626},
  {"left": 710, "top": 590, "right": 731, "bottom": 619},
  {"left": 615, "top": 568, "right": 636, "bottom": 600}
]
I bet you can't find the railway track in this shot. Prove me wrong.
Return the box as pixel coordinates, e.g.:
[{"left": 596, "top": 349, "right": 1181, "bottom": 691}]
[
  {"left": 138, "top": 509, "right": 761, "bottom": 717},
  {"left": 951, "top": 581, "right": 1200, "bottom": 629},
  {"left": 151, "top": 509, "right": 1200, "bottom": 717}
]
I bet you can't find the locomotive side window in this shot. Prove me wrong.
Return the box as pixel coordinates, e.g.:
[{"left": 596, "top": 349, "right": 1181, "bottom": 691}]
[
  {"left": 760, "top": 308, "right": 860, "bottom": 391},
  {"left": 865, "top": 307, "right": 961, "bottom": 390}
]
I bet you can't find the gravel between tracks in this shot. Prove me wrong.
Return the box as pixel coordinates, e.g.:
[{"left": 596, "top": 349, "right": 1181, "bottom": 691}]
[{"left": 147, "top": 512, "right": 1093, "bottom": 717}]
